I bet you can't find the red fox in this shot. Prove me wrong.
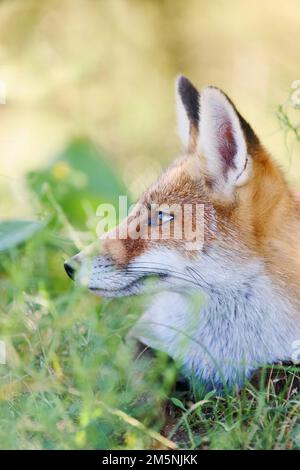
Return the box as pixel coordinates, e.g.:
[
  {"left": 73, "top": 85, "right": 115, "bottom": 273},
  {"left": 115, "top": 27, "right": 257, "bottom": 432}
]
[{"left": 64, "top": 76, "right": 300, "bottom": 388}]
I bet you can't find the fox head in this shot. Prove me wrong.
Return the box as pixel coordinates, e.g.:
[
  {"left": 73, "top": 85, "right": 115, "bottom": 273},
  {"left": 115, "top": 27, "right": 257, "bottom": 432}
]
[{"left": 64, "top": 77, "right": 300, "bottom": 300}]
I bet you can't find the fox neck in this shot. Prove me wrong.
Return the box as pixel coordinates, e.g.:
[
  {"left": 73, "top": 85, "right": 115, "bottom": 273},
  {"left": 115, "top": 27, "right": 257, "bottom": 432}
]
[
  {"left": 200, "top": 265, "right": 296, "bottom": 334},
  {"left": 130, "top": 247, "right": 300, "bottom": 386},
  {"left": 191, "top": 259, "right": 300, "bottom": 380},
  {"left": 191, "top": 247, "right": 299, "bottom": 321}
]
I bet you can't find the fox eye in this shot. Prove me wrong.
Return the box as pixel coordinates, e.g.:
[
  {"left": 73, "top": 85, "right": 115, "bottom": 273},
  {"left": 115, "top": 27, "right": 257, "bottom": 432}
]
[{"left": 148, "top": 210, "right": 174, "bottom": 226}]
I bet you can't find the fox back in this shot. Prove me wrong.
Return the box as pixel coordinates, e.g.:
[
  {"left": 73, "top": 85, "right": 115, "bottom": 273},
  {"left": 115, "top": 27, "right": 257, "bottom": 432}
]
[{"left": 65, "top": 76, "right": 300, "bottom": 387}]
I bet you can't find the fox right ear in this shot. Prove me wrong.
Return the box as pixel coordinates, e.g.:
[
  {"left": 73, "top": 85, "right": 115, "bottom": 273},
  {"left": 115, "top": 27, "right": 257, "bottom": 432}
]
[
  {"left": 175, "top": 76, "right": 200, "bottom": 152},
  {"left": 199, "top": 86, "right": 258, "bottom": 200}
]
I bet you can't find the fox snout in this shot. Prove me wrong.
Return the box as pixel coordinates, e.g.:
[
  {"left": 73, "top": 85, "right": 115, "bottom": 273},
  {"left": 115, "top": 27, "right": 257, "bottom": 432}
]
[
  {"left": 63, "top": 236, "right": 146, "bottom": 297},
  {"left": 64, "top": 235, "right": 126, "bottom": 282},
  {"left": 64, "top": 240, "right": 102, "bottom": 283},
  {"left": 64, "top": 260, "right": 76, "bottom": 280},
  {"left": 64, "top": 253, "right": 85, "bottom": 280}
]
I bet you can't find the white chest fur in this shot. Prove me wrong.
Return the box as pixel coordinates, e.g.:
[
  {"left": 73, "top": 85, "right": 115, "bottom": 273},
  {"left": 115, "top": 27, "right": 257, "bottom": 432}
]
[{"left": 129, "top": 257, "right": 300, "bottom": 387}]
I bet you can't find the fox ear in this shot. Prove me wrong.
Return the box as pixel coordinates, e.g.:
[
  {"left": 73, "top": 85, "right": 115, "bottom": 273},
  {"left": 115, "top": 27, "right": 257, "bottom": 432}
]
[
  {"left": 199, "top": 86, "right": 257, "bottom": 200},
  {"left": 176, "top": 75, "right": 200, "bottom": 152}
]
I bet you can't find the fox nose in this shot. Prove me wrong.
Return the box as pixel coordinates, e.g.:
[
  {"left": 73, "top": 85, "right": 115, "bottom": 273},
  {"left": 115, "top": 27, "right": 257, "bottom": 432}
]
[{"left": 64, "top": 261, "right": 76, "bottom": 280}]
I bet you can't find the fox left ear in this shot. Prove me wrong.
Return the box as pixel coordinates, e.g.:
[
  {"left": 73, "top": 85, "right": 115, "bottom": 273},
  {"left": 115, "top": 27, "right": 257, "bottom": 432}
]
[
  {"left": 199, "top": 86, "right": 258, "bottom": 200},
  {"left": 175, "top": 75, "right": 200, "bottom": 152}
]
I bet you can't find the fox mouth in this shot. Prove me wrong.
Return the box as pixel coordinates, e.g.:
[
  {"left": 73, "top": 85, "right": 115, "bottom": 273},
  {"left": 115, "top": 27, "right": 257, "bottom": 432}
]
[
  {"left": 88, "top": 273, "right": 167, "bottom": 297},
  {"left": 68, "top": 252, "right": 199, "bottom": 298}
]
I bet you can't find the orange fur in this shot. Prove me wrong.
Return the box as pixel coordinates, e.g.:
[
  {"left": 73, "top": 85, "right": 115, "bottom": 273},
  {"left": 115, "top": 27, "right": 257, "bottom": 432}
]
[{"left": 102, "top": 141, "right": 300, "bottom": 313}]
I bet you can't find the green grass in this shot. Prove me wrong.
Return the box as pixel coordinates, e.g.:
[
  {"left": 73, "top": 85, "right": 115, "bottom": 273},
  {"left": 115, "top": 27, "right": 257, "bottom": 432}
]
[
  {"left": 1, "top": 213, "right": 300, "bottom": 450},
  {"left": 1, "top": 127, "right": 300, "bottom": 450}
]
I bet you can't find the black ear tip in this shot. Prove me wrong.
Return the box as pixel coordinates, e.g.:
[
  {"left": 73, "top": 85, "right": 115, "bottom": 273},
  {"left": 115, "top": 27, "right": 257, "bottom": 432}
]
[
  {"left": 177, "top": 75, "right": 193, "bottom": 93},
  {"left": 176, "top": 75, "right": 200, "bottom": 124},
  {"left": 177, "top": 74, "right": 187, "bottom": 84}
]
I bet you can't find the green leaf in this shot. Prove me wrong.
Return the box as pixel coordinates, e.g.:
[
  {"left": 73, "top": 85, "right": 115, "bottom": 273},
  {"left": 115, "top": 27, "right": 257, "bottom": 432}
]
[
  {"left": 27, "top": 138, "right": 129, "bottom": 228},
  {"left": 0, "top": 220, "right": 45, "bottom": 252},
  {"left": 170, "top": 397, "right": 187, "bottom": 411}
]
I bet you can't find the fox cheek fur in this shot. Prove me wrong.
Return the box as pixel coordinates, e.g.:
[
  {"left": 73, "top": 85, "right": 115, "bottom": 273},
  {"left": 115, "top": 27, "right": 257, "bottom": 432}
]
[{"left": 65, "top": 76, "right": 300, "bottom": 388}]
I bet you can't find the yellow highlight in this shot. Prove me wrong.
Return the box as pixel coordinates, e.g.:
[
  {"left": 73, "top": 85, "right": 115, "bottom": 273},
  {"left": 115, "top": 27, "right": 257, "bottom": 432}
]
[
  {"left": 52, "top": 162, "right": 71, "bottom": 180},
  {"left": 75, "top": 430, "right": 86, "bottom": 447}
]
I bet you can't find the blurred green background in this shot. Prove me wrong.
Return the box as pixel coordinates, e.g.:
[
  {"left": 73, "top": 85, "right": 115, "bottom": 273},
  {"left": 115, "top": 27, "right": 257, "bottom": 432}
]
[
  {"left": 1, "top": 0, "right": 300, "bottom": 223},
  {"left": 1, "top": 0, "right": 300, "bottom": 450}
]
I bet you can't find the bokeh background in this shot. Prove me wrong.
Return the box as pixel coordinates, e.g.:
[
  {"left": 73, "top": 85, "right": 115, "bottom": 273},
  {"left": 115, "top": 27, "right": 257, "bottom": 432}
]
[
  {"left": 1, "top": 0, "right": 300, "bottom": 450},
  {"left": 1, "top": 0, "right": 300, "bottom": 224}
]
